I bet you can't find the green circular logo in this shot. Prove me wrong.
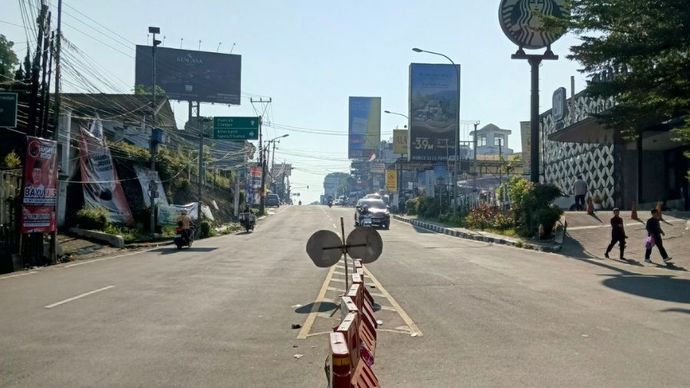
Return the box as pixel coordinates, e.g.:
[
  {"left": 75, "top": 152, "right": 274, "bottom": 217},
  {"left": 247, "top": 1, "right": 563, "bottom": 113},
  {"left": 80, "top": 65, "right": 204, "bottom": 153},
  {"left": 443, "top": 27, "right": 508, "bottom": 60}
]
[{"left": 499, "top": 0, "right": 568, "bottom": 50}]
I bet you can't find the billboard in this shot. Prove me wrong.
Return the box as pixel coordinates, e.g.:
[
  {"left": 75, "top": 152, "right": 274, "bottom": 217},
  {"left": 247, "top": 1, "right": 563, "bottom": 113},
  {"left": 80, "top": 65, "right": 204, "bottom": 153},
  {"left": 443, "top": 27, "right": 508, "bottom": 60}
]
[
  {"left": 348, "top": 97, "right": 381, "bottom": 159},
  {"left": 385, "top": 169, "right": 397, "bottom": 192},
  {"left": 21, "top": 137, "right": 58, "bottom": 233},
  {"left": 393, "top": 129, "right": 408, "bottom": 155},
  {"left": 408, "top": 63, "right": 460, "bottom": 162},
  {"left": 135, "top": 45, "right": 241, "bottom": 104}
]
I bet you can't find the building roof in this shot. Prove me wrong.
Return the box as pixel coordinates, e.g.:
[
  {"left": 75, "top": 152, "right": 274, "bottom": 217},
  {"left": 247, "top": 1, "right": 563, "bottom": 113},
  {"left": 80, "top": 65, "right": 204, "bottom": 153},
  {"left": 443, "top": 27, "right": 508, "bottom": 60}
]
[
  {"left": 60, "top": 93, "right": 177, "bottom": 130},
  {"left": 469, "top": 123, "right": 512, "bottom": 136}
]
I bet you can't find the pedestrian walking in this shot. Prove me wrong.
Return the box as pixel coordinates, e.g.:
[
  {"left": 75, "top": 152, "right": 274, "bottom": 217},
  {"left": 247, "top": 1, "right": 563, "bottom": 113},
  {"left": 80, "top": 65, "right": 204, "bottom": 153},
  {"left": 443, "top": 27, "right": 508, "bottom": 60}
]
[
  {"left": 604, "top": 208, "right": 626, "bottom": 259},
  {"left": 573, "top": 176, "right": 587, "bottom": 210},
  {"left": 644, "top": 209, "right": 672, "bottom": 263}
]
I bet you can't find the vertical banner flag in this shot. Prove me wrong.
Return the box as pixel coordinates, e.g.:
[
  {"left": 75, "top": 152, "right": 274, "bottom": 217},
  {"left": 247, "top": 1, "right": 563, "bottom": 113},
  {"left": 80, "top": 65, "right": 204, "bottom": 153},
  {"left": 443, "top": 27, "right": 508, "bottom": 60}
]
[
  {"left": 79, "top": 118, "right": 134, "bottom": 225},
  {"left": 134, "top": 165, "right": 169, "bottom": 208},
  {"left": 385, "top": 169, "right": 398, "bottom": 192},
  {"left": 247, "top": 166, "right": 263, "bottom": 206},
  {"left": 393, "top": 129, "right": 408, "bottom": 155},
  {"left": 348, "top": 97, "right": 381, "bottom": 159},
  {"left": 408, "top": 63, "right": 460, "bottom": 162},
  {"left": 21, "top": 137, "right": 58, "bottom": 233}
]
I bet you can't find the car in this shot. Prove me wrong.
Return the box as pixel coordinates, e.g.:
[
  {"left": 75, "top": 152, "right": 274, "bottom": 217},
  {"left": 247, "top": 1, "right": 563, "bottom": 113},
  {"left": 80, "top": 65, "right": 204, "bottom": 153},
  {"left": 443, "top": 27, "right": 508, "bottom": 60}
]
[
  {"left": 265, "top": 194, "right": 281, "bottom": 207},
  {"left": 354, "top": 198, "right": 390, "bottom": 229}
]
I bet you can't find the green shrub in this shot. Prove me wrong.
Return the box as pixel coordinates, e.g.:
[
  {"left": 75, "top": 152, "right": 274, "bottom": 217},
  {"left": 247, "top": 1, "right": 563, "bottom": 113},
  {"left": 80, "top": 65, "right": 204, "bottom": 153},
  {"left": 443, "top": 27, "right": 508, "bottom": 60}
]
[
  {"left": 199, "top": 221, "right": 212, "bottom": 238},
  {"left": 535, "top": 206, "right": 563, "bottom": 238},
  {"left": 405, "top": 198, "right": 418, "bottom": 215},
  {"left": 76, "top": 206, "right": 110, "bottom": 230},
  {"left": 466, "top": 203, "right": 514, "bottom": 230},
  {"left": 505, "top": 177, "right": 563, "bottom": 237}
]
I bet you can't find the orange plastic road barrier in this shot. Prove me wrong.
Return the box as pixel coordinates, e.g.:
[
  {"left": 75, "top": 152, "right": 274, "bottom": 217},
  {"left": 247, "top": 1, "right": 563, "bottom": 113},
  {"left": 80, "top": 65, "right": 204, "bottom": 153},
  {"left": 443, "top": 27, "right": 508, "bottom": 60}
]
[
  {"left": 631, "top": 202, "right": 638, "bottom": 220},
  {"left": 336, "top": 312, "right": 361, "bottom": 369},
  {"left": 330, "top": 332, "right": 352, "bottom": 388},
  {"left": 350, "top": 357, "right": 380, "bottom": 388}
]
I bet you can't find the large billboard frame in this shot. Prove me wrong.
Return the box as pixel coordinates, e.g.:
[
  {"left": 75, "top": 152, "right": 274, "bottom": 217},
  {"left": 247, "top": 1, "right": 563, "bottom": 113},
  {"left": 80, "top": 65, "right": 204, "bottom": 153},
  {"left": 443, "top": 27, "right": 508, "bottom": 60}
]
[
  {"left": 408, "top": 63, "right": 461, "bottom": 162},
  {"left": 348, "top": 97, "right": 381, "bottom": 160},
  {"left": 135, "top": 45, "right": 241, "bottom": 105}
]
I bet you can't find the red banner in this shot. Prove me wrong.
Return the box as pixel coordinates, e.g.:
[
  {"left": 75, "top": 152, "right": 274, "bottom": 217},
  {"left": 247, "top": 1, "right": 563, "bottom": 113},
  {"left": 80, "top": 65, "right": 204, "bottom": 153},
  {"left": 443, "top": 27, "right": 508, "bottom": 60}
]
[{"left": 21, "top": 136, "right": 58, "bottom": 233}]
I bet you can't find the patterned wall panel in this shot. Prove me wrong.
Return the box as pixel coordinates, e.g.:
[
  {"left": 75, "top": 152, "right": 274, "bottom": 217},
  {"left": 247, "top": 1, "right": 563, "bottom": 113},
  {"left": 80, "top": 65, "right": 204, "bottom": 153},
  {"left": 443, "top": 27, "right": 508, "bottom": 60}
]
[{"left": 540, "top": 93, "right": 617, "bottom": 209}]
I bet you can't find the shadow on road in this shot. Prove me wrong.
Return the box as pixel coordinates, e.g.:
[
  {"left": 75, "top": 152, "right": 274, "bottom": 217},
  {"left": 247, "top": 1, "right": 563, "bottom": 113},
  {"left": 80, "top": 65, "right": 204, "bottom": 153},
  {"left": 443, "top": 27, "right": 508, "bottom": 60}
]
[
  {"left": 150, "top": 247, "right": 218, "bottom": 255},
  {"left": 412, "top": 225, "right": 434, "bottom": 234},
  {"left": 295, "top": 302, "right": 338, "bottom": 314},
  {"left": 603, "top": 275, "right": 690, "bottom": 304},
  {"left": 661, "top": 308, "right": 690, "bottom": 315},
  {"left": 560, "top": 234, "right": 690, "bottom": 303}
]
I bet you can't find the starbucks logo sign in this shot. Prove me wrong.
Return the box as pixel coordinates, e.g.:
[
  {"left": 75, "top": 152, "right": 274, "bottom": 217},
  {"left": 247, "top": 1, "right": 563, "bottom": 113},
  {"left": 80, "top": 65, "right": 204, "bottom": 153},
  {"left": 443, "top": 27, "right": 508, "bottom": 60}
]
[{"left": 499, "top": 0, "right": 568, "bottom": 50}]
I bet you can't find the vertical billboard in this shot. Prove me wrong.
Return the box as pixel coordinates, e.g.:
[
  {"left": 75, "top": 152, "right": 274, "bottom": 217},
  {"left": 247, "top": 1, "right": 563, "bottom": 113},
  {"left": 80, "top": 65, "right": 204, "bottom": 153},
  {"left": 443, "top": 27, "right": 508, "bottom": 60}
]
[
  {"left": 385, "top": 169, "right": 398, "bottom": 192},
  {"left": 21, "top": 137, "right": 58, "bottom": 233},
  {"left": 348, "top": 97, "right": 381, "bottom": 159},
  {"left": 408, "top": 63, "right": 460, "bottom": 162},
  {"left": 135, "top": 46, "right": 241, "bottom": 104},
  {"left": 393, "top": 129, "right": 408, "bottom": 155}
]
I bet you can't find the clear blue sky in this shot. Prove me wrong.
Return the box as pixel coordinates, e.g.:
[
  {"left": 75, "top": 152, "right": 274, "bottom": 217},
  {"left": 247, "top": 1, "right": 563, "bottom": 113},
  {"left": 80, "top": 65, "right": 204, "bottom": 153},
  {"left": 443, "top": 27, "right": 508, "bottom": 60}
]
[{"left": 2, "top": 0, "right": 586, "bottom": 204}]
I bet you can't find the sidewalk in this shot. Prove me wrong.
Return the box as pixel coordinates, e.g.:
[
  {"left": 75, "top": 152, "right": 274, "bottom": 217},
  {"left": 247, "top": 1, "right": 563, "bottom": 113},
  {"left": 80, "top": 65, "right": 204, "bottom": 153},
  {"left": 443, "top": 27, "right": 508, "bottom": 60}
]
[{"left": 561, "top": 210, "right": 689, "bottom": 268}]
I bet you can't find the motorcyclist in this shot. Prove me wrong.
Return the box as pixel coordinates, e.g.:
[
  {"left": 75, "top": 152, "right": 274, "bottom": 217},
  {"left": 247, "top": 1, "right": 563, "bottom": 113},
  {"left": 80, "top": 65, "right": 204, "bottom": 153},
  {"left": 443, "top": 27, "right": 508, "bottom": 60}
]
[{"left": 177, "top": 210, "right": 192, "bottom": 240}]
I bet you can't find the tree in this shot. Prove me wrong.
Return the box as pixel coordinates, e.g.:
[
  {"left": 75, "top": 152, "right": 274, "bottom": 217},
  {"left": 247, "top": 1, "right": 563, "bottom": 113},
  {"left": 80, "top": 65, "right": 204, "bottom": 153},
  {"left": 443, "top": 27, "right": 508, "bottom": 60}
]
[
  {"left": 0, "top": 34, "right": 19, "bottom": 81},
  {"left": 563, "top": 1, "right": 690, "bottom": 147}
]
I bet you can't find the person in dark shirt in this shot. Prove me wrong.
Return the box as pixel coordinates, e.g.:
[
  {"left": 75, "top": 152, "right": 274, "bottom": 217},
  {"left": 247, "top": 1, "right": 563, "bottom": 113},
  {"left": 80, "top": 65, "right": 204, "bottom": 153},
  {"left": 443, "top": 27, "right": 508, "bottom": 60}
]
[
  {"left": 604, "top": 208, "right": 626, "bottom": 259},
  {"left": 644, "top": 208, "right": 672, "bottom": 263}
]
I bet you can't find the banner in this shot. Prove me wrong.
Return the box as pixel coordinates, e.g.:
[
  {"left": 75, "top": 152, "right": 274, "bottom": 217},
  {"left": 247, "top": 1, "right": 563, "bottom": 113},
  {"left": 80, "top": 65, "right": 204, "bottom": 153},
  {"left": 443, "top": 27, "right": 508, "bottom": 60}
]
[
  {"left": 134, "top": 165, "right": 169, "bottom": 208},
  {"left": 79, "top": 118, "right": 134, "bottom": 225},
  {"left": 21, "top": 136, "right": 58, "bottom": 233},
  {"left": 385, "top": 169, "right": 397, "bottom": 192},
  {"left": 247, "top": 166, "right": 263, "bottom": 206},
  {"left": 393, "top": 129, "right": 408, "bottom": 155},
  {"left": 157, "top": 203, "right": 214, "bottom": 226},
  {"left": 409, "top": 63, "right": 460, "bottom": 162},
  {"left": 348, "top": 97, "right": 381, "bottom": 159}
]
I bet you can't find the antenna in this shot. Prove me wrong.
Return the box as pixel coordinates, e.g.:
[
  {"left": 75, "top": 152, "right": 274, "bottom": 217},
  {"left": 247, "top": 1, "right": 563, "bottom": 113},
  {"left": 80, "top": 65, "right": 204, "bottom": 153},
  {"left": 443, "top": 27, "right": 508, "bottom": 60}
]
[
  {"left": 198, "top": 40, "right": 202, "bottom": 50},
  {"left": 230, "top": 42, "right": 236, "bottom": 53},
  {"left": 216, "top": 42, "right": 222, "bottom": 52},
  {"left": 162, "top": 35, "right": 166, "bottom": 46},
  {"left": 180, "top": 38, "right": 183, "bottom": 48}
]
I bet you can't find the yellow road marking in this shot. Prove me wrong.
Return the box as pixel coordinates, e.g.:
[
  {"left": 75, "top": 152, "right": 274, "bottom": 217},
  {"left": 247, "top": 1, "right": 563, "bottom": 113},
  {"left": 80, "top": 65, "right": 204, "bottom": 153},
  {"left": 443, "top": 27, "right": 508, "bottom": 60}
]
[
  {"left": 363, "top": 267, "right": 423, "bottom": 337},
  {"left": 297, "top": 265, "right": 337, "bottom": 339}
]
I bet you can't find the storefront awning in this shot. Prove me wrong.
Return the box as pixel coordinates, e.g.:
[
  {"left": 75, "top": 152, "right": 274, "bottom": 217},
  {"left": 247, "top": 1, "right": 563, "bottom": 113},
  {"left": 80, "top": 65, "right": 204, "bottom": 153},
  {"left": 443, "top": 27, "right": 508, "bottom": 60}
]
[{"left": 548, "top": 117, "right": 615, "bottom": 144}]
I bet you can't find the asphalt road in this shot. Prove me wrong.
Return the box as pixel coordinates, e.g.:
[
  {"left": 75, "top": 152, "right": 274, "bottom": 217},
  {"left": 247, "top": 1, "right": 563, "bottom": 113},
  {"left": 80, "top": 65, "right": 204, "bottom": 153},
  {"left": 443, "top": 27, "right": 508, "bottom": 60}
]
[{"left": 1, "top": 205, "right": 689, "bottom": 387}]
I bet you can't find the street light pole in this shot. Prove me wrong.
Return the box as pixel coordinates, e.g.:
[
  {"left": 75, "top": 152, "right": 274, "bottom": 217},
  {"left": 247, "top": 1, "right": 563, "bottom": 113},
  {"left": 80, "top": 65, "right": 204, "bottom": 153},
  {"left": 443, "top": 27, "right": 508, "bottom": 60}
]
[
  {"left": 261, "top": 134, "right": 289, "bottom": 212},
  {"left": 384, "top": 110, "right": 409, "bottom": 213},
  {"left": 148, "top": 26, "right": 161, "bottom": 236},
  {"left": 412, "top": 48, "right": 460, "bottom": 217}
]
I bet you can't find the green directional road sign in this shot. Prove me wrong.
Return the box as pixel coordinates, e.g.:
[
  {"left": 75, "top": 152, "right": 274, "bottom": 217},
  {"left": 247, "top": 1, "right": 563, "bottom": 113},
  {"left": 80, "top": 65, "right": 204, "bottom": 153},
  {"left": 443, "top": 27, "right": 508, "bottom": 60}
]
[
  {"left": 0, "top": 92, "right": 18, "bottom": 128},
  {"left": 213, "top": 116, "right": 260, "bottom": 140}
]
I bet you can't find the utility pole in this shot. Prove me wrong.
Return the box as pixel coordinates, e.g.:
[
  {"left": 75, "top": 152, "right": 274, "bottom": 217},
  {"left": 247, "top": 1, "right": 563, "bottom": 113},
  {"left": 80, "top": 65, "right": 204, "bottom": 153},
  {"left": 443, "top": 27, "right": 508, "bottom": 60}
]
[
  {"left": 148, "top": 27, "right": 161, "bottom": 236},
  {"left": 472, "top": 121, "right": 479, "bottom": 194},
  {"left": 197, "top": 101, "right": 203, "bottom": 221},
  {"left": 50, "top": 0, "right": 62, "bottom": 265},
  {"left": 250, "top": 97, "right": 272, "bottom": 214}
]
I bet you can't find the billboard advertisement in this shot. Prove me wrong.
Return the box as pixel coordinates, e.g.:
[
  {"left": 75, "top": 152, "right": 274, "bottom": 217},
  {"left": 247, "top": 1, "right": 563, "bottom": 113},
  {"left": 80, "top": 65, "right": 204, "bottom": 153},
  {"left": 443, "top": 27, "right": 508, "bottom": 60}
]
[
  {"left": 408, "top": 63, "right": 460, "bottom": 162},
  {"left": 246, "top": 166, "right": 263, "bottom": 206},
  {"left": 385, "top": 169, "right": 397, "bottom": 192},
  {"left": 79, "top": 119, "right": 134, "bottom": 225},
  {"left": 393, "top": 129, "right": 408, "bottom": 155},
  {"left": 21, "top": 136, "right": 58, "bottom": 233},
  {"left": 135, "top": 45, "right": 241, "bottom": 104},
  {"left": 348, "top": 97, "right": 381, "bottom": 159}
]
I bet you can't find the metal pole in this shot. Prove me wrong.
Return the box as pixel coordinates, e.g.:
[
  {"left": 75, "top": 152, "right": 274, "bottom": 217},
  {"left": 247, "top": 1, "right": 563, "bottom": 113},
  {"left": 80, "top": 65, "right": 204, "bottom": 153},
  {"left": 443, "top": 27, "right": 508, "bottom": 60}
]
[
  {"left": 50, "top": 0, "right": 62, "bottom": 265},
  {"left": 473, "top": 122, "right": 479, "bottom": 193},
  {"left": 149, "top": 32, "right": 158, "bottom": 236},
  {"left": 529, "top": 57, "right": 541, "bottom": 183},
  {"left": 197, "top": 102, "right": 203, "bottom": 221},
  {"left": 259, "top": 117, "right": 266, "bottom": 214}
]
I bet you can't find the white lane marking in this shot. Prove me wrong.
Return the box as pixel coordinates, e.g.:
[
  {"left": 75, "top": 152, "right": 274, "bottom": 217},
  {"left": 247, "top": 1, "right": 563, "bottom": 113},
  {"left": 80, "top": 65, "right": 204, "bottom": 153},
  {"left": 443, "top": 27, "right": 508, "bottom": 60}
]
[
  {"left": 0, "top": 271, "right": 37, "bottom": 281},
  {"left": 363, "top": 267, "right": 423, "bottom": 337},
  {"left": 44, "top": 285, "right": 115, "bottom": 309},
  {"left": 297, "top": 265, "right": 337, "bottom": 340}
]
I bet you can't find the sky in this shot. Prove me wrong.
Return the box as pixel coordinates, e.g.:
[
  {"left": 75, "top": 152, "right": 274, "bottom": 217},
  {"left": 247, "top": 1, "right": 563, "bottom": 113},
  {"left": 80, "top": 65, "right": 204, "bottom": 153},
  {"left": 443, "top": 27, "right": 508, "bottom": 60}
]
[{"left": 2, "top": 0, "right": 587, "bottom": 204}]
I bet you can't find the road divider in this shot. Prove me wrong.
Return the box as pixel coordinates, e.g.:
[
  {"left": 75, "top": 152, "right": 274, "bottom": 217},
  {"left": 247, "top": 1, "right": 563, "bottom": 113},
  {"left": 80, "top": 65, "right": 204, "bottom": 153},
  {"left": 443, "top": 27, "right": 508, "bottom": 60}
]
[{"left": 326, "top": 259, "right": 380, "bottom": 387}]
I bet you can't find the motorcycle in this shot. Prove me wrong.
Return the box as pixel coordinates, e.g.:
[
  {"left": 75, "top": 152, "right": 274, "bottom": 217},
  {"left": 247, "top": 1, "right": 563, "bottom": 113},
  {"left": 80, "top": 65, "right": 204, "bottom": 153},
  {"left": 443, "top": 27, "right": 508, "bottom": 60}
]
[
  {"left": 328, "top": 201, "right": 333, "bottom": 208},
  {"left": 239, "top": 211, "right": 256, "bottom": 232},
  {"left": 174, "top": 224, "right": 194, "bottom": 249}
]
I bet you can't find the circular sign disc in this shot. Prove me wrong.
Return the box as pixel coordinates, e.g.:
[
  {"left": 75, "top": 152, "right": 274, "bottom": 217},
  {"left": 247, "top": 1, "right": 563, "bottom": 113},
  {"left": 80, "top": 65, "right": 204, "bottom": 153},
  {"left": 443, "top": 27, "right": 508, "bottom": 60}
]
[
  {"left": 346, "top": 227, "right": 383, "bottom": 264},
  {"left": 498, "top": 0, "right": 568, "bottom": 50},
  {"left": 306, "top": 230, "right": 343, "bottom": 268}
]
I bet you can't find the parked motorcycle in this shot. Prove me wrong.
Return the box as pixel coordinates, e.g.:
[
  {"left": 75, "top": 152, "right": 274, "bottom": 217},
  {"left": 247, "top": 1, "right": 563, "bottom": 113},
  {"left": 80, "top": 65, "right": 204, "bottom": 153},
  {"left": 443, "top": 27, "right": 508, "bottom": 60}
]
[
  {"left": 239, "top": 211, "right": 256, "bottom": 232},
  {"left": 174, "top": 224, "right": 194, "bottom": 249}
]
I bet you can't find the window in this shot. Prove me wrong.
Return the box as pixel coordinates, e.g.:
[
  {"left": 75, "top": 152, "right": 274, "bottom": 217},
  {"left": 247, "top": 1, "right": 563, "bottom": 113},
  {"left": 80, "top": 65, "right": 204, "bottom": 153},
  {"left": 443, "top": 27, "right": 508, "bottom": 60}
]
[
  {"left": 495, "top": 135, "right": 504, "bottom": 146},
  {"left": 479, "top": 136, "right": 487, "bottom": 146}
]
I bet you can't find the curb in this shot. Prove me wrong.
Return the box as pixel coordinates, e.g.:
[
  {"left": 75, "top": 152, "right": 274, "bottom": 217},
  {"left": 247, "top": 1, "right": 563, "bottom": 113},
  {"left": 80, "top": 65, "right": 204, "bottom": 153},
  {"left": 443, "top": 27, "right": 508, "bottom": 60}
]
[{"left": 393, "top": 215, "right": 562, "bottom": 253}]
